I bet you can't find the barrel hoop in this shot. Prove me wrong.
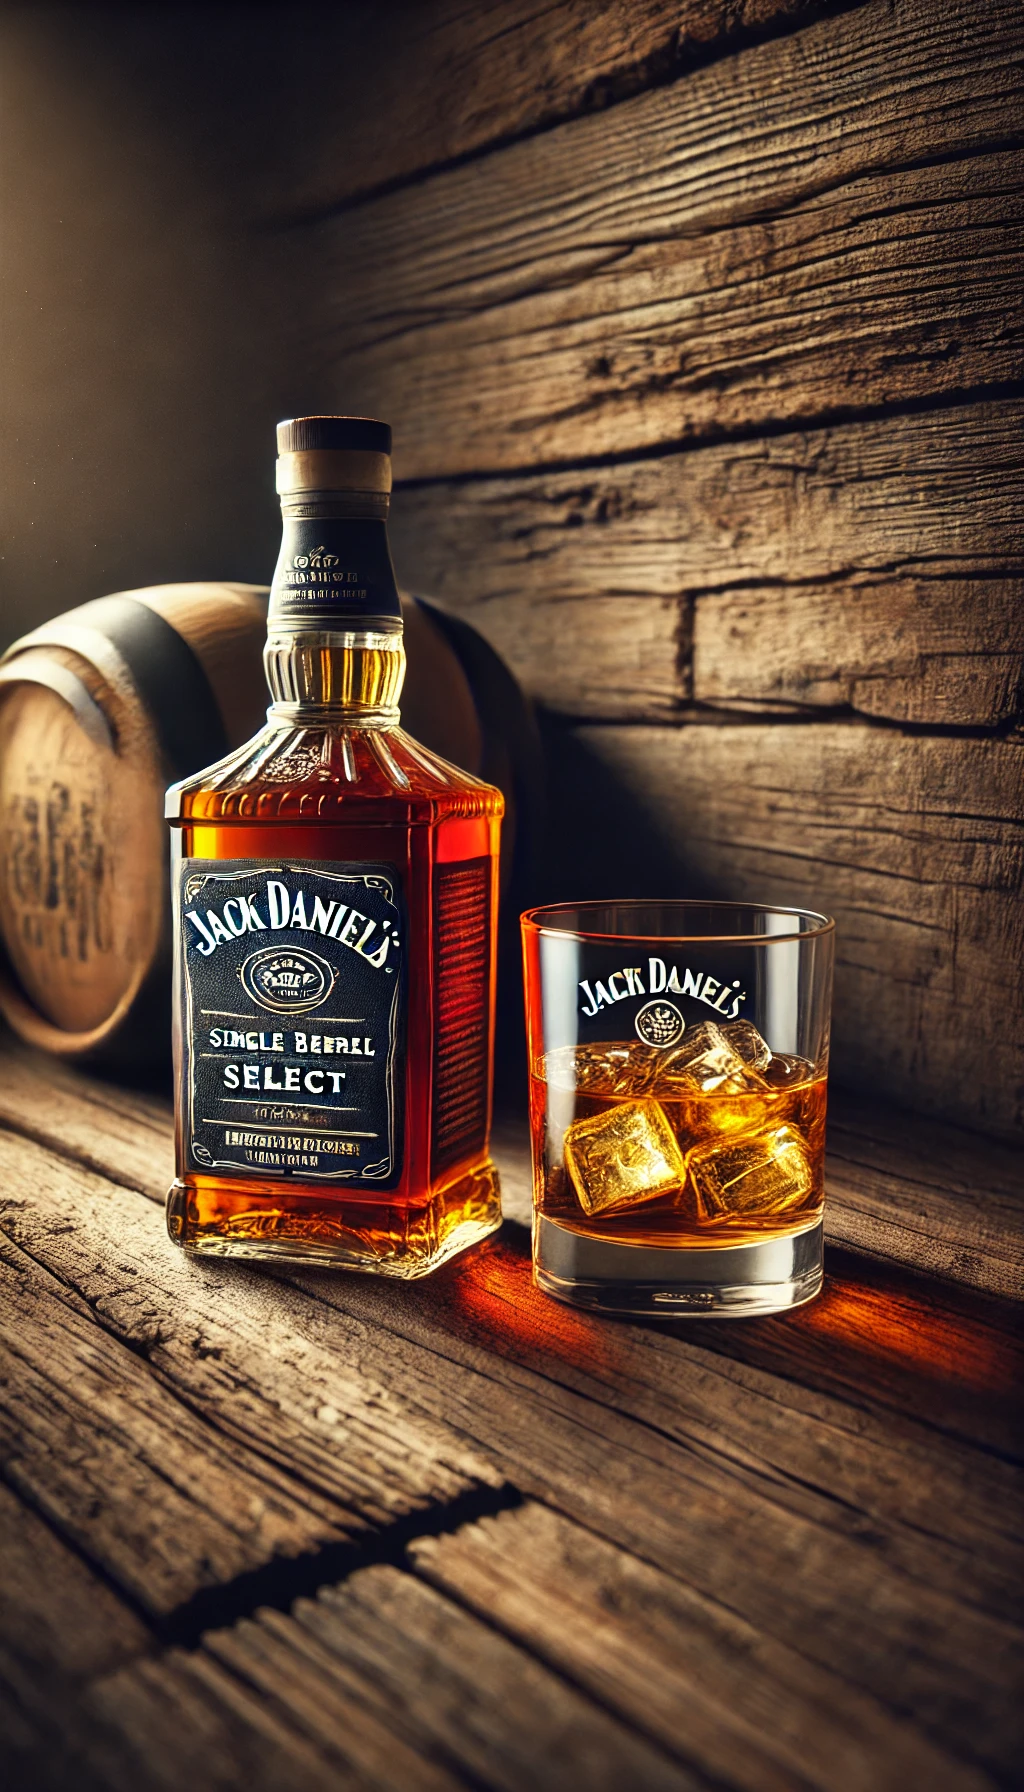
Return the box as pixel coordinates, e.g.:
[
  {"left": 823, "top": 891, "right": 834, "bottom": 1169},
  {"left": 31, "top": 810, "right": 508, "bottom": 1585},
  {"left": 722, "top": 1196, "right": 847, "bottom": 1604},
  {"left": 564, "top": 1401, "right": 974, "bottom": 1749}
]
[
  {"left": 0, "top": 655, "right": 114, "bottom": 751},
  {"left": 76, "top": 595, "right": 229, "bottom": 780}
]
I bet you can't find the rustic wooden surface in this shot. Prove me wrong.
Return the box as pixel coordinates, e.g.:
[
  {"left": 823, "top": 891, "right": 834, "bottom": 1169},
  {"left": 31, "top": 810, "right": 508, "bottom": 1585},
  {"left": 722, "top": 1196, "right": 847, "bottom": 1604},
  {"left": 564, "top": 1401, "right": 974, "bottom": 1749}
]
[
  {"left": 2, "top": 6, "right": 1021, "bottom": 1772},
  {"left": 0, "top": 1035, "right": 1020, "bottom": 1790}
]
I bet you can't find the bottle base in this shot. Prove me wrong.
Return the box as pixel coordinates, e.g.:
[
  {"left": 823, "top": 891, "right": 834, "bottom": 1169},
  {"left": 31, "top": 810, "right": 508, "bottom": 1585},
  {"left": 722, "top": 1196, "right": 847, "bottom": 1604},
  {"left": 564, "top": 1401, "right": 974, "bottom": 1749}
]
[
  {"left": 167, "top": 1160, "right": 502, "bottom": 1279},
  {"left": 533, "top": 1212, "right": 823, "bottom": 1318}
]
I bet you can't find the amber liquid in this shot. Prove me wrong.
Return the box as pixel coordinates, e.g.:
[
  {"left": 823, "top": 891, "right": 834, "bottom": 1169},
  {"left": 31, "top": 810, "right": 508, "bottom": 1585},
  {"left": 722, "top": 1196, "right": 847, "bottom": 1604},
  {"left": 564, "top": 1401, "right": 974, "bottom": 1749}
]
[
  {"left": 168, "top": 713, "right": 503, "bottom": 1275},
  {"left": 531, "top": 1055, "right": 827, "bottom": 1250}
]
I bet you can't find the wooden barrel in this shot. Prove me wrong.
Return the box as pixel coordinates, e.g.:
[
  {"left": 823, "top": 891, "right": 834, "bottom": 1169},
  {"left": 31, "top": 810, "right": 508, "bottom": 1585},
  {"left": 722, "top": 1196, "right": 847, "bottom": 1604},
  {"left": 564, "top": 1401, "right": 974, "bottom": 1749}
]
[{"left": 0, "top": 582, "right": 540, "bottom": 1065}]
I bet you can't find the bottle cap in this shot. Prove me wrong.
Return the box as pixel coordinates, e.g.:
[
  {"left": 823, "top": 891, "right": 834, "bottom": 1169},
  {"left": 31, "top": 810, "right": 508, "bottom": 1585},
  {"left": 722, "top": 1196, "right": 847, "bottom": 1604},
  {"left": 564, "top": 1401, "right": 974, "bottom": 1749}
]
[
  {"left": 276, "top": 416, "right": 392, "bottom": 502},
  {"left": 276, "top": 417, "right": 392, "bottom": 456}
]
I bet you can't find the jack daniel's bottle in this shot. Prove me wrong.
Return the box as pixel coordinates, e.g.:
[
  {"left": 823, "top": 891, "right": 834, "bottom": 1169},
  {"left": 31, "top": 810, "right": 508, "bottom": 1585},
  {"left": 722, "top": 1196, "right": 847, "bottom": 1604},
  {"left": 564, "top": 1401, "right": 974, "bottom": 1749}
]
[{"left": 166, "top": 417, "right": 503, "bottom": 1272}]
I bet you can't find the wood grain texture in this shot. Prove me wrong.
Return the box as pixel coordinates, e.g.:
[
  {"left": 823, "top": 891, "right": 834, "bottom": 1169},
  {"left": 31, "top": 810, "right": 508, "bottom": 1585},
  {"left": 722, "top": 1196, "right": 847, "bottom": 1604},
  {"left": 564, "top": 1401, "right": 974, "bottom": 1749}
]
[
  {"left": 391, "top": 401, "right": 1024, "bottom": 723},
  {"left": 41, "top": 1494, "right": 1024, "bottom": 1792},
  {"left": 0, "top": 1482, "right": 148, "bottom": 1686},
  {"left": 84, "top": 1602, "right": 475, "bottom": 1792},
  {"left": 0, "top": 1129, "right": 502, "bottom": 1617},
  {"left": 694, "top": 1245, "right": 1023, "bottom": 1461},
  {"left": 0, "top": 1050, "right": 1020, "bottom": 1785},
  {"left": 316, "top": 1235, "right": 1024, "bottom": 1578},
  {"left": 0, "top": 1479, "right": 150, "bottom": 1785},
  {"left": 312, "top": 0, "right": 1024, "bottom": 478},
  {"left": 412, "top": 1501, "right": 993, "bottom": 1792},
  {"left": 325, "top": 148, "right": 1024, "bottom": 479},
  {"left": 193, "top": 1565, "right": 696, "bottom": 1792},
  {"left": 265, "top": 0, "right": 832, "bottom": 219},
  {"left": 83, "top": 1648, "right": 391, "bottom": 1792},
  {"left": 822, "top": 1093, "right": 1024, "bottom": 1297},
  {"left": 550, "top": 722, "right": 1024, "bottom": 1136},
  {"left": 693, "top": 575, "right": 1024, "bottom": 725},
  {"left": 291, "top": 1277, "right": 1023, "bottom": 1778},
  {"left": 0, "top": 1045, "right": 174, "bottom": 1196},
  {"left": 0, "top": 1213, "right": 348, "bottom": 1618}
]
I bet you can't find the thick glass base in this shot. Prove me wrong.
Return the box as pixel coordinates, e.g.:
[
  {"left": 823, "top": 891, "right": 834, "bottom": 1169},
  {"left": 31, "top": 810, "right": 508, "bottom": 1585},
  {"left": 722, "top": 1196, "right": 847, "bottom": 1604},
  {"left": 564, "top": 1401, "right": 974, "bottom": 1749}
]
[
  {"left": 167, "top": 1160, "right": 502, "bottom": 1278},
  {"left": 533, "top": 1212, "right": 823, "bottom": 1317}
]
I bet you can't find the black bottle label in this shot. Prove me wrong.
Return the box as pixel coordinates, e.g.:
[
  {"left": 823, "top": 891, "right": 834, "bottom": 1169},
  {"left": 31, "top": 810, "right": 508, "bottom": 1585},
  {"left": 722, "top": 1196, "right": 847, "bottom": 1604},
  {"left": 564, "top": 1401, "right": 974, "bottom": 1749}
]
[
  {"left": 269, "top": 518, "right": 402, "bottom": 625},
  {"left": 177, "top": 860, "right": 404, "bottom": 1185}
]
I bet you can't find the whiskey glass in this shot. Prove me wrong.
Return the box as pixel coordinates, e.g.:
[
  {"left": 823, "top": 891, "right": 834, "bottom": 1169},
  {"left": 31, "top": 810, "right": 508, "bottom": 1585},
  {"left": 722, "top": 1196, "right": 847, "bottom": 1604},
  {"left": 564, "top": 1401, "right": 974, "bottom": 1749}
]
[{"left": 522, "top": 901, "right": 834, "bottom": 1317}]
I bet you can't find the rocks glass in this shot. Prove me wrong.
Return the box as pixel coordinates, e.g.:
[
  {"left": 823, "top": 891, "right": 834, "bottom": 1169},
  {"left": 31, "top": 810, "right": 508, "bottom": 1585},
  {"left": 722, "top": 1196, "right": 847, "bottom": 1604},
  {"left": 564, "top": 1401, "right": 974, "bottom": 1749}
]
[{"left": 521, "top": 902, "right": 834, "bottom": 1317}]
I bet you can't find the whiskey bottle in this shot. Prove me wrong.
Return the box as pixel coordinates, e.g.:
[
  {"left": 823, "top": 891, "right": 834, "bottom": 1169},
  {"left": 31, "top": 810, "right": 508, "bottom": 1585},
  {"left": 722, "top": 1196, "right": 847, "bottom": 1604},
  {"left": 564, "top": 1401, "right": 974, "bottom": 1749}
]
[{"left": 166, "top": 416, "right": 504, "bottom": 1273}]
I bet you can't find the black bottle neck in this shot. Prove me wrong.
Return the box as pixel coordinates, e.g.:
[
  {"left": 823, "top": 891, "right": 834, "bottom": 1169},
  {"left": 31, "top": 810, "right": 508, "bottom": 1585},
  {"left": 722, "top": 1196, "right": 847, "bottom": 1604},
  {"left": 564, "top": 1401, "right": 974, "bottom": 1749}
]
[
  {"left": 264, "top": 509, "right": 406, "bottom": 724},
  {"left": 269, "top": 514, "right": 402, "bottom": 632}
]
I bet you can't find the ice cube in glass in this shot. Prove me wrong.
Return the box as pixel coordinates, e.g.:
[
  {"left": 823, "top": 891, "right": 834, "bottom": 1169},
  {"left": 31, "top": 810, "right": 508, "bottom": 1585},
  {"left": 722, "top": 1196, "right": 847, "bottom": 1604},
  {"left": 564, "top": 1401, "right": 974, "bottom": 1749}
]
[
  {"left": 720, "top": 1018, "right": 773, "bottom": 1072},
  {"left": 652, "top": 1020, "right": 768, "bottom": 1096},
  {"left": 564, "top": 1098, "right": 686, "bottom": 1216},
  {"left": 689, "top": 1122, "right": 814, "bottom": 1221}
]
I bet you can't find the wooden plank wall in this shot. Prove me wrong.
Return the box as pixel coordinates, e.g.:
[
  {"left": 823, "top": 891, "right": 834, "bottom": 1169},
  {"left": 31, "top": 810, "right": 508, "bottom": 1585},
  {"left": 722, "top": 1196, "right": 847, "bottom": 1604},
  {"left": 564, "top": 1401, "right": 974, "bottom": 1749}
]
[{"left": 272, "top": 0, "right": 1024, "bottom": 1140}]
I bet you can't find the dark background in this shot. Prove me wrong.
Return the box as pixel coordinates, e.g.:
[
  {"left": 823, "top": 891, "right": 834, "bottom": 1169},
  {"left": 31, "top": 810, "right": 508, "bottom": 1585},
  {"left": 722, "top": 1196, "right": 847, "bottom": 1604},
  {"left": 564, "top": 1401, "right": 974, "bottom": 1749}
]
[{"left": 1, "top": 5, "right": 369, "bottom": 639}]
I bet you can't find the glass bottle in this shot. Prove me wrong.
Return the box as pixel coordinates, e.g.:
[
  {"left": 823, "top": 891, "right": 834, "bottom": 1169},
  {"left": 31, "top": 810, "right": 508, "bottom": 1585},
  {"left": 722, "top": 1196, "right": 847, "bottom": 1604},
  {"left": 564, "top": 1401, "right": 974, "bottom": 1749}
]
[{"left": 166, "top": 415, "right": 503, "bottom": 1273}]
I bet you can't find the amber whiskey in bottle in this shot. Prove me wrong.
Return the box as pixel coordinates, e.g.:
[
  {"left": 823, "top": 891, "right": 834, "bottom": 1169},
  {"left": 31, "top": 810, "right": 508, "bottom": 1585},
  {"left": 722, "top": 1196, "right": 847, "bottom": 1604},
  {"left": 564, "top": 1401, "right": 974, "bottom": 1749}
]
[{"left": 166, "top": 416, "right": 503, "bottom": 1273}]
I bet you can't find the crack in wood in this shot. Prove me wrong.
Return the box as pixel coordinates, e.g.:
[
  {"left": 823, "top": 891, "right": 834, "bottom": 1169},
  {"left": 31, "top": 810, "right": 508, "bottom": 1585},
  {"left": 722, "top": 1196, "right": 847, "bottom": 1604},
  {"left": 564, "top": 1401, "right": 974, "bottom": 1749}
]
[
  {"left": 534, "top": 699, "right": 1024, "bottom": 738},
  {"left": 154, "top": 1481, "right": 526, "bottom": 1652}
]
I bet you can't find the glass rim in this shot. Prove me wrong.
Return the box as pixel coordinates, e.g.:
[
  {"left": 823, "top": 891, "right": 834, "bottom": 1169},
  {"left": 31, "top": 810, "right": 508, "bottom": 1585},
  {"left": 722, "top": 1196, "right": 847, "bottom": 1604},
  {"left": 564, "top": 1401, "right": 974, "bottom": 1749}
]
[{"left": 520, "top": 898, "right": 835, "bottom": 947}]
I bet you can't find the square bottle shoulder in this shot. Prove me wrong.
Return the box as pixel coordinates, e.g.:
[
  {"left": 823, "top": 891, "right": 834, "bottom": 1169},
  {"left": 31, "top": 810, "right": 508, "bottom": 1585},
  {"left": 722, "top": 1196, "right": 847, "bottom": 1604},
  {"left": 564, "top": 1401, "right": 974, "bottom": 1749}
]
[{"left": 165, "top": 720, "right": 504, "bottom": 821}]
